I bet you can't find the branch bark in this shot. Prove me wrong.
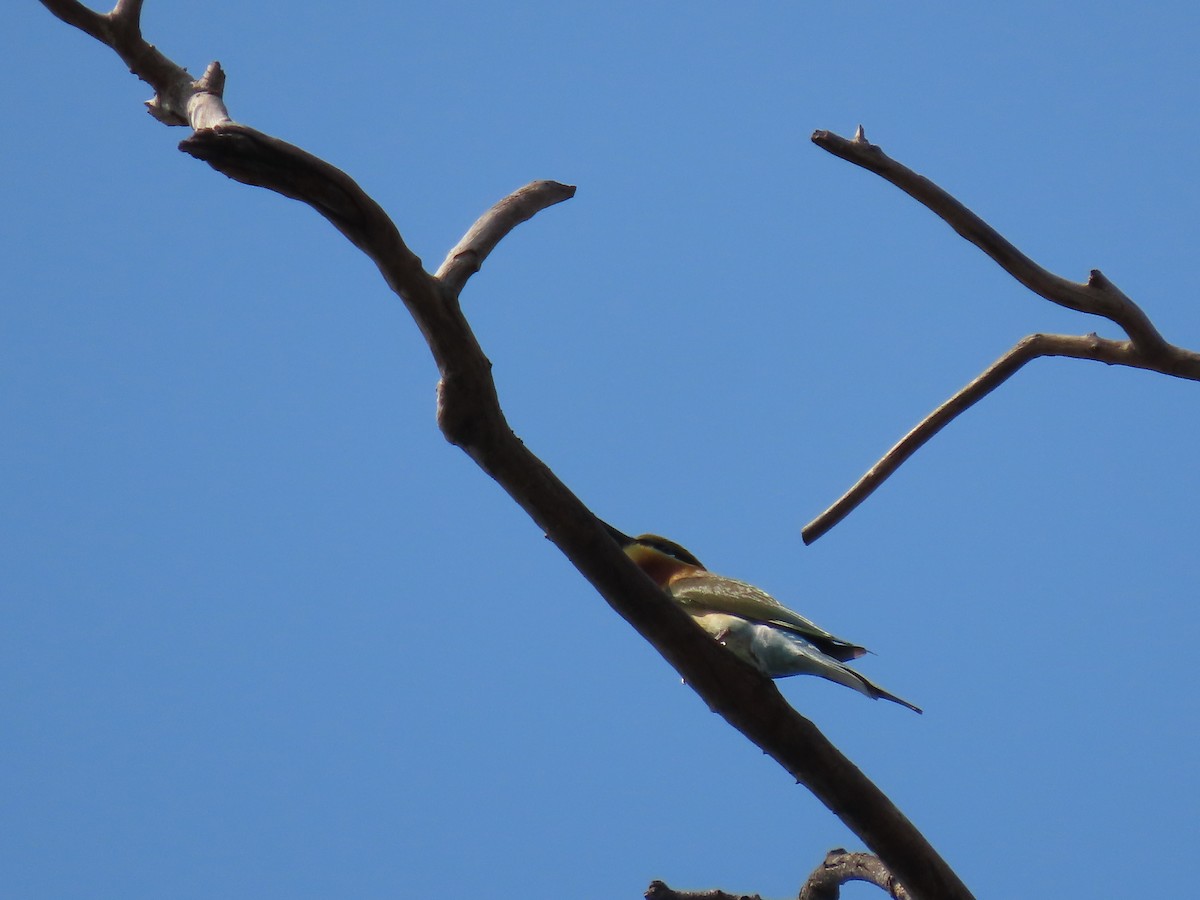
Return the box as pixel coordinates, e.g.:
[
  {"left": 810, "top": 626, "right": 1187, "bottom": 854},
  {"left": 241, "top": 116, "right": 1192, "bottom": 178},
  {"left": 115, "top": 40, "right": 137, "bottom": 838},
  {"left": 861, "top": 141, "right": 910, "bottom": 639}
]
[
  {"left": 647, "top": 849, "right": 909, "bottom": 900},
  {"left": 436, "top": 180, "right": 578, "bottom": 296},
  {"left": 645, "top": 880, "right": 763, "bottom": 900},
  {"left": 802, "top": 127, "right": 1200, "bottom": 544},
  {"left": 799, "top": 849, "right": 911, "bottom": 900},
  {"left": 38, "top": 8, "right": 970, "bottom": 900}
]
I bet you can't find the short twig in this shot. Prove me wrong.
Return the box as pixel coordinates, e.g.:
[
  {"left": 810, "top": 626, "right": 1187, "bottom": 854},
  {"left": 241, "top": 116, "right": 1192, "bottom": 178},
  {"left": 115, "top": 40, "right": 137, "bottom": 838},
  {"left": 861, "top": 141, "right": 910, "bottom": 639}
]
[{"left": 436, "top": 181, "right": 578, "bottom": 298}]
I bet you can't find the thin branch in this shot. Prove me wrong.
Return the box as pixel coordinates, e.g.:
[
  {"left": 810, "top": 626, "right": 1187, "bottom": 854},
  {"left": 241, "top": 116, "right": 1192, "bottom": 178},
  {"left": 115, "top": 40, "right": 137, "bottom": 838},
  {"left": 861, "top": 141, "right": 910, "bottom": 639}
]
[
  {"left": 811, "top": 127, "right": 1169, "bottom": 355},
  {"left": 803, "top": 332, "right": 1200, "bottom": 543},
  {"left": 436, "top": 180, "right": 578, "bottom": 298},
  {"left": 39, "top": 14, "right": 974, "bottom": 900},
  {"left": 799, "top": 849, "right": 911, "bottom": 900},
  {"left": 803, "top": 127, "right": 1200, "bottom": 543}
]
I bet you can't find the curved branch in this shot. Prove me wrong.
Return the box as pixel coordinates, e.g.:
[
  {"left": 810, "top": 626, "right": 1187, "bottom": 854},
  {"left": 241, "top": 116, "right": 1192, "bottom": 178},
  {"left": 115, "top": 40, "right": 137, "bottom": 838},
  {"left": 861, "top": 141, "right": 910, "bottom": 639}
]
[
  {"left": 647, "top": 849, "right": 910, "bottom": 900},
  {"left": 39, "top": 12, "right": 974, "bottom": 900},
  {"left": 181, "top": 125, "right": 422, "bottom": 267},
  {"left": 804, "top": 127, "right": 1200, "bottom": 543},
  {"left": 811, "top": 127, "right": 1169, "bottom": 355},
  {"left": 436, "top": 180, "right": 578, "bottom": 298},
  {"left": 799, "top": 849, "right": 910, "bottom": 900}
]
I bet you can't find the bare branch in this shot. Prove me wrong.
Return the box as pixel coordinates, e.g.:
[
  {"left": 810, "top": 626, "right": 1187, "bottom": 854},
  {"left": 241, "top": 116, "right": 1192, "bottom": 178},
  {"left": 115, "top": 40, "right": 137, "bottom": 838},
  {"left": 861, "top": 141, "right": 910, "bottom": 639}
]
[
  {"left": 40, "top": 15, "right": 975, "bottom": 900},
  {"left": 180, "top": 124, "right": 423, "bottom": 271},
  {"left": 799, "top": 849, "right": 911, "bottom": 900},
  {"left": 803, "top": 332, "right": 1200, "bottom": 543},
  {"left": 39, "top": 0, "right": 224, "bottom": 128},
  {"left": 811, "top": 128, "right": 1169, "bottom": 355},
  {"left": 111, "top": 0, "right": 143, "bottom": 22},
  {"left": 108, "top": 0, "right": 143, "bottom": 42},
  {"left": 803, "top": 128, "right": 1200, "bottom": 543},
  {"left": 39, "top": 0, "right": 110, "bottom": 43},
  {"left": 646, "top": 881, "right": 763, "bottom": 900},
  {"left": 437, "top": 181, "right": 578, "bottom": 298},
  {"left": 647, "top": 850, "right": 910, "bottom": 900}
]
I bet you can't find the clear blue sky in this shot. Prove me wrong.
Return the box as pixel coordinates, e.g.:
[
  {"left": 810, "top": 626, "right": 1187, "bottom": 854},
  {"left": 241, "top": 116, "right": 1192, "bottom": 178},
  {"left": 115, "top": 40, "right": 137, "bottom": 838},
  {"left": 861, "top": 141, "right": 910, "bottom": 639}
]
[{"left": 4, "top": 3, "right": 1198, "bottom": 898}]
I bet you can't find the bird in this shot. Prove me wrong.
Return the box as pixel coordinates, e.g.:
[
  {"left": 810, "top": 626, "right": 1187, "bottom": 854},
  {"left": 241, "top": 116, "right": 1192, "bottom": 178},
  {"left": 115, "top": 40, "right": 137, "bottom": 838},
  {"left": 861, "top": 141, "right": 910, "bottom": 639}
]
[{"left": 603, "top": 523, "right": 921, "bottom": 713}]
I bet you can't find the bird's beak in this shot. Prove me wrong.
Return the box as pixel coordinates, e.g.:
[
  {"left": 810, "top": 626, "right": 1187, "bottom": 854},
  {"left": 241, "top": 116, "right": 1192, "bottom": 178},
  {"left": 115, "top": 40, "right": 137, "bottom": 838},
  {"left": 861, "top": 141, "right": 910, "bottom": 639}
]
[{"left": 599, "top": 519, "right": 635, "bottom": 547}]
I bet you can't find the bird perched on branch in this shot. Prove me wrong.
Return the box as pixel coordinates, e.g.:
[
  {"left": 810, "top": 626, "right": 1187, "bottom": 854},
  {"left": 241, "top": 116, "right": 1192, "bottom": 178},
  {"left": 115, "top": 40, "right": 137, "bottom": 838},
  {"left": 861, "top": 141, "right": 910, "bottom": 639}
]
[{"left": 604, "top": 523, "right": 921, "bottom": 713}]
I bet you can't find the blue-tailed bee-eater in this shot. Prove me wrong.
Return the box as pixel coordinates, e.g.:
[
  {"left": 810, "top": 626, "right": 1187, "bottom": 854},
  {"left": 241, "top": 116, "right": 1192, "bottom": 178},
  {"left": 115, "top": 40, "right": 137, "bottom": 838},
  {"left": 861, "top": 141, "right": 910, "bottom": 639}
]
[{"left": 605, "top": 523, "right": 921, "bottom": 713}]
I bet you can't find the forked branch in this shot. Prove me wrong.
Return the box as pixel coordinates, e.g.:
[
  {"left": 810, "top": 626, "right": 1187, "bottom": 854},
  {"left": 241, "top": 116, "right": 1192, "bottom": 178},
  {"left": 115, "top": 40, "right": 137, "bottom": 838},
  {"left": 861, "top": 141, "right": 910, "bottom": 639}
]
[
  {"left": 41, "top": 0, "right": 225, "bottom": 127},
  {"left": 39, "top": 5, "right": 970, "bottom": 900},
  {"left": 812, "top": 128, "right": 1167, "bottom": 351},
  {"left": 803, "top": 127, "right": 1200, "bottom": 544}
]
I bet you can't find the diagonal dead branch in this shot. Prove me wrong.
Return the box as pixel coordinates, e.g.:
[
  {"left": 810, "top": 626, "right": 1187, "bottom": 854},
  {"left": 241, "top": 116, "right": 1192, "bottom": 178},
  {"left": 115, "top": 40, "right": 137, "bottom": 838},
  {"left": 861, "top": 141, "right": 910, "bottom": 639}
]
[
  {"left": 180, "top": 123, "right": 974, "bottom": 900},
  {"left": 437, "top": 181, "right": 578, "bottom": 298},
  {"left": 39, "top": 11, "right": 974, "bottom": 900},
  {"left": 811, "top": 127, "right": 1169, "bottom": 354},
  {"left": 799, "top": 849, "right": 911, "bottom": 900},
  {"left": 803, "top": 127, "right": 1200, "bottom": 543},
  {"left": 803, "top": 332, "right": 1200, "bottom": 543}
]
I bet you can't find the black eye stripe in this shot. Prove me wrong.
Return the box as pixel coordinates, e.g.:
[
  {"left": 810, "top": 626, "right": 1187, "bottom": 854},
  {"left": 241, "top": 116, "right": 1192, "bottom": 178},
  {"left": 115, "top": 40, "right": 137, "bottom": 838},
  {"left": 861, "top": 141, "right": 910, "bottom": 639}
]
[{"left": 640, "top": 536, "right": 704, "bottom": 568}]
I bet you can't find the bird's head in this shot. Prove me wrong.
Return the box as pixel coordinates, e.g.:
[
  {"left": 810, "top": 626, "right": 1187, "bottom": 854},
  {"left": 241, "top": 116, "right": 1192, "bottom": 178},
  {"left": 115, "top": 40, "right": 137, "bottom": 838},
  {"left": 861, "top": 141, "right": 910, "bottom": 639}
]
[{"left": 602, "top": 521, "right": 706, "bottom": 586}]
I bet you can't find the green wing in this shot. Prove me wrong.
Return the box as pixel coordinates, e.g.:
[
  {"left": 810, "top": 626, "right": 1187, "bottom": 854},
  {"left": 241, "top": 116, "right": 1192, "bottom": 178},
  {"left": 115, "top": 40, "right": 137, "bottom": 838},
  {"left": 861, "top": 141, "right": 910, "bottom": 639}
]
[{"left": 669, "top": 574, "right": 867, "bottom": 662}]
